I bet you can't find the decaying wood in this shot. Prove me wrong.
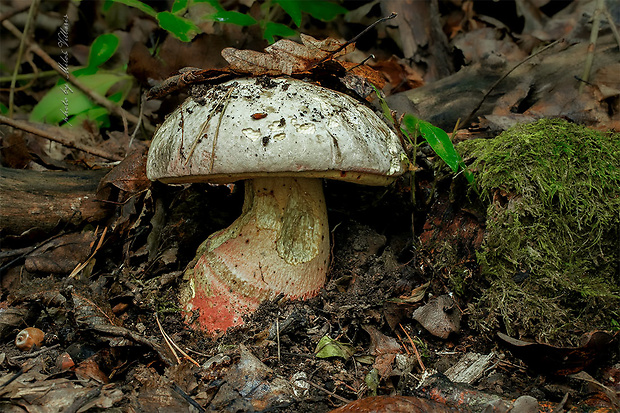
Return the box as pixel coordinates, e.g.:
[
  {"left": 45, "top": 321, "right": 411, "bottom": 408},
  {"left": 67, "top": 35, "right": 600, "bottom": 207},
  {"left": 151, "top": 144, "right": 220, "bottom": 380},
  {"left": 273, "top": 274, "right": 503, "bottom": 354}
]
[
  {"left": 386, "top": 34, "right": 620, "bottom": 131},
  {"left": 0, "top": 167, "right": 111, "bottom": 236}
]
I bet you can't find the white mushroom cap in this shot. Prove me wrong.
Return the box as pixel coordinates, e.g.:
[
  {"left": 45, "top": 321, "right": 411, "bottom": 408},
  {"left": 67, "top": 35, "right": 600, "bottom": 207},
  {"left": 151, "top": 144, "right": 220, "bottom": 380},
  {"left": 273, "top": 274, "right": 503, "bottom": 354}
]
[{"left": 147, "top": 77, "right": 406, "bottom": 185}]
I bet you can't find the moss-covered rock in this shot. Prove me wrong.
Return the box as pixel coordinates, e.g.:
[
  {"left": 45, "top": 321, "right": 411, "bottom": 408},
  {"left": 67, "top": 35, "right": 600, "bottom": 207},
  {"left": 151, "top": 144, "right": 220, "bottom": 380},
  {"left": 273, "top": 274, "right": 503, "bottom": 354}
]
[{"left": 458, "top": 119, "right": 620, "bottom": 345}]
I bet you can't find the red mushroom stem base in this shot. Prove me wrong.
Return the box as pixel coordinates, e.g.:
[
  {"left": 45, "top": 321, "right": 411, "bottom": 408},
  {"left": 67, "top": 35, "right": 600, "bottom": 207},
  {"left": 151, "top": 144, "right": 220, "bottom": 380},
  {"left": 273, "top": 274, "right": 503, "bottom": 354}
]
[{"left": 180, "top": 177, "right": 330, "bottom": 334}]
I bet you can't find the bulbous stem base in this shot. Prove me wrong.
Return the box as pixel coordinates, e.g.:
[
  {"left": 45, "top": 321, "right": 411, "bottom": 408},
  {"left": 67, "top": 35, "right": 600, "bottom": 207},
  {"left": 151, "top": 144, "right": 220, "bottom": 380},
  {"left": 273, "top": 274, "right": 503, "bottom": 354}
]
[{"left": 180, "top": 177, "right": 330, "bottom": 334}]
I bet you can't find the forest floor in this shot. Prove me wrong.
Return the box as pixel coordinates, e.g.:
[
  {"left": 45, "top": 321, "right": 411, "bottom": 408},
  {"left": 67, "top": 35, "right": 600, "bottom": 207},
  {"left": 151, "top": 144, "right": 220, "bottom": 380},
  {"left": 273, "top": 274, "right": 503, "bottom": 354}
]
[{"left": 1, "top": 1, "right": 619, "bottom": 412}]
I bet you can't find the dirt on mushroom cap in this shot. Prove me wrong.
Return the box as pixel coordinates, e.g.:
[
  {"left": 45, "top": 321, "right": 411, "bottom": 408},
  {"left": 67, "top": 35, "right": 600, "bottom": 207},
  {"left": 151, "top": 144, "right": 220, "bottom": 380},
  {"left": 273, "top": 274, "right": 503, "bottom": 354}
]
[{"left": 146, "top": 77, "right": 406, "bottom": 186}]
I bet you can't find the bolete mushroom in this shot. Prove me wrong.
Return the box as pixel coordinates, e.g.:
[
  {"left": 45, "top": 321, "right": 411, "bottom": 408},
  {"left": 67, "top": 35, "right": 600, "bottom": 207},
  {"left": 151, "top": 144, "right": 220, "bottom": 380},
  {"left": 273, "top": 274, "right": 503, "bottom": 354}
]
[{"left": 147, "top": 77, "right": 406, "bottom": 333}]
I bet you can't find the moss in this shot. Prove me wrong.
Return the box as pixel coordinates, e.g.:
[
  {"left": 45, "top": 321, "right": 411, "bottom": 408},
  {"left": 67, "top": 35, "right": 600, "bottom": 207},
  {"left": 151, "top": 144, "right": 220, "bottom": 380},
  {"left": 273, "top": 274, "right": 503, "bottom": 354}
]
[{"left": 458, "top": 119, "right": 620, "bottom": 345}]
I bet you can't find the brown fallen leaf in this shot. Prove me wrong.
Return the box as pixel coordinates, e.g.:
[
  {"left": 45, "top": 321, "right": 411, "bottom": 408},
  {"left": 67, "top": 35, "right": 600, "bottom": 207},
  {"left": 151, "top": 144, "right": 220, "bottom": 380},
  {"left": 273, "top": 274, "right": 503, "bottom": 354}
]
[
  {"left": 209, "top": 345, "right": 294, "bottom": 411},
  {"left": 371, "top": 56, "right": 424, "bottom": 94},
  {"left": 412, "top": 295, "right": 461, "bottom": 339},
  {"left": 221, "top": 33, "right": 355, "bottom": 76},
  {"left": 74, "top": 357, "right": 109, "bottom": 384},
  {"left": 363, "top": 325, "right": 402, "bottom": 379},
  {"left": 0, "top": 357, "right": 123, "bottom": 412},
  {"left": 98, "top": 148, "right": 150, "bottom": 195},
  {"left": 24, "top": 232, "right": 97, "bottom": 274}
]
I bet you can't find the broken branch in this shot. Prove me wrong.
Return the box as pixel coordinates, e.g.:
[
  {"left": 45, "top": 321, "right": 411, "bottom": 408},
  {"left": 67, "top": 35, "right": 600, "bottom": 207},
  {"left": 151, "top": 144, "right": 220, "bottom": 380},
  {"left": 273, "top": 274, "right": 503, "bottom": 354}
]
[{"left": 0, "top": 115, "right": 123, "bottom": 161}]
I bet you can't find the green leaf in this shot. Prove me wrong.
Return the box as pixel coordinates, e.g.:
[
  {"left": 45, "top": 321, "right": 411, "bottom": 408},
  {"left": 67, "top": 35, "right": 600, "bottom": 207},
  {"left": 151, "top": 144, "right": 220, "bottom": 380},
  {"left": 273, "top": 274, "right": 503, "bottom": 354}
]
[
  {"left": 315, "top": 336, "right": 355, "bottom": 360},
  {"left": 64, "top": 107, "right": 110, "bottom": 129},
  {"left": 105, "top": 0, "right": 156, "bottom": 17},
  {"left": 208, "top": 10, "right": 257, "bottom": 26},
  {"left": 171, "top": 0, "right": 189, "bottom": 13},
  {"left": 274, "top": 0, "right": 302, "bottom": 27},
  {"left": 263, "top": 21, "right": 296, "bottom": 44},
  {"left": 72, "top": 66, "right": 98, "bottom": 77},
  {"left": 30, "top": 73, "right": 126, "bottom": 125},
  {"left": 403, "top": 115, "right": 474, "bottom": 183},
  {"left": 372, "top": 85, "right": 394, "bottom": 124},
  {"left": 299, "top": 1, "right": 347, "bottom": 21},
  {"left": 0, "top": 102, "right": 8, "bottom": 115},
  {"left": 108, "top": 90, "right": 125, "bottom": 103},
  {"left": 88, "top": 34, "right": 119, "bottom": 68},
  {"left": 364, "top": 368, "right": 379, "bottom": 396},
  {"left": 156, "top": 11, "right": 200, "bottom": 42}
]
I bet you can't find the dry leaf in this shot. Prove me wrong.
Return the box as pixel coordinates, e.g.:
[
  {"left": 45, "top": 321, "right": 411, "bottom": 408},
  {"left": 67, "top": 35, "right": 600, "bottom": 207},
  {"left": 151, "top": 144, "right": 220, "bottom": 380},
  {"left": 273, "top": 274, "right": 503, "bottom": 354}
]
[
  {"left": 221, "top": 34, "right": 355, "bottom": 76},
  {"left": 98, "top": 148, "right": 150, "bottom": 195},
  {"left": 412, "top": 295, "right": 461, "bottom": 339},
  {"left": 24, "top": 232, "right": 97, "bottom": 274},
  {"left": 363, "top": 325, "right": 402, "bottom": 379}
]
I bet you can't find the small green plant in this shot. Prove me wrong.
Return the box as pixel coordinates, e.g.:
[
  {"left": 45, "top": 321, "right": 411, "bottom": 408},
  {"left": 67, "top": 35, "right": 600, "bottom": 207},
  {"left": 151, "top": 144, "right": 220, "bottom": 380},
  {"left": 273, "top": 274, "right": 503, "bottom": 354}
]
[
  {"left": 105, "top": 0, "right": 348, "bottom": 43},
  {"left": 30, "top": 33, "right": 131, "bottom": 127},
  {"left": 374, "top": 86, "right": 474, "bottom": 185}
]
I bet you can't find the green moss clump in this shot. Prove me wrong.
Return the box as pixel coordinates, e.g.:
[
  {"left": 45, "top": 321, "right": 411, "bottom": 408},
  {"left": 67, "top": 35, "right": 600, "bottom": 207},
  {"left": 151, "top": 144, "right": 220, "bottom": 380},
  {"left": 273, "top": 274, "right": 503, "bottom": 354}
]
[{"left": 458, "top": 119, "right": 620, "bottom": 345}]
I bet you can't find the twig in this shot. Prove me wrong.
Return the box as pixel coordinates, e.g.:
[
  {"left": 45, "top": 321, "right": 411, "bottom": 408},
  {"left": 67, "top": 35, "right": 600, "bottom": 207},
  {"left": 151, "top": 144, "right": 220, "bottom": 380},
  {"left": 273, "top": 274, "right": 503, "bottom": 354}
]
[
  {"left": 10, "top": 344, "right": 60, "bottom": 361},
  {"left": 0, "top": 361, "right": 36, "bottom": 389},
  {"left": 8, "top": 0, "right": 39, "bottom": 117},
  {"left": 394, "top": 330, "right": 412, "bottom": 355},
  {"left": 156, "top": 313, "right": 181, "bottom": 364},
  {"left": 128, "top": 93, "right": 147, "bottom": 150},
  {"left": 1, "top": 55, "right": 38, "bottom": 93},
  {"left": 2, "top": 19, "right": 142, "bottom": 127},
  {"left": 462, "top": 38, "right": 563, "bottom": 126},
  {"left": 0, "top": 68, "right": 61, "bottom": 83},
  {"left": 0, "top": 114, "right": 123, "bottom": 161},
  {"left": 69, "top": 227, "right": 108, "bottom": 278},
  {"left": 209, "top": 85, "right": 235, "bottom": 171},
  {"left": 400, "top": 323, "right": 426, "bottom": 372},
  {"left": 172, "top": 383, "right": 207, "bottom": 413},
  {"left": 0, "top": 232, "right": 66, "bottom": 274},
  {"left": 276, "top": 316, "right": 281, "bottom": 363},
  {"left": 183, "top": 347, "right": 211, "bottom": 357},
  {"left": 307, "top": 380, "right": 352, "bottom": 404},
  {"left": 333, "top": 13, "right": 398, "bottom": 57},
  {"left": 184, "top": 84, "right": 235, "bottom": 169},
  {"left": 155, "top": 313, "right": 200, "bottom": 367},
  {"left": 87, "top": 323, "right": 175, "bottom": 366},
  {"left": 346, "top": 54, "right": 375, "bottom": 72},
  {"left": 580, "top": 0, "right": 605, "bottom": 93},
  {"left": 603, "top": 10, "right": 620, "bottom": 48}
]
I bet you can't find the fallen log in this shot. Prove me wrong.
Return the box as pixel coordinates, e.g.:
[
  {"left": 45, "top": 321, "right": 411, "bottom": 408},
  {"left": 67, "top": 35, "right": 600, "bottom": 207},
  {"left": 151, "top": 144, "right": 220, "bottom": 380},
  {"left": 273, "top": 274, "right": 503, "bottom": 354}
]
[{"left": 0, "top": 167, "right": 111, "bottom": 236}]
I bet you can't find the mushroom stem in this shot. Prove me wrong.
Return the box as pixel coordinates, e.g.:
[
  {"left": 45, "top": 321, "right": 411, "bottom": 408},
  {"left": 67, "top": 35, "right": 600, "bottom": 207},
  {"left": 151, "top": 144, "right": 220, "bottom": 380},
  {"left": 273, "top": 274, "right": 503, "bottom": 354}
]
[{"left": 181, "top": 177, "right": 330, "bottom": 333}]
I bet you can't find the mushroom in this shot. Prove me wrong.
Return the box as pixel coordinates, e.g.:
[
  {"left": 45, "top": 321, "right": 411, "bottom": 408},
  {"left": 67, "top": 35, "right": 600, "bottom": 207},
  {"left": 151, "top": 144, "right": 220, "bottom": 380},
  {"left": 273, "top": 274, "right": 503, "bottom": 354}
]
[{"left": 147, "top": 77, "right": 406, "bottom": 334}]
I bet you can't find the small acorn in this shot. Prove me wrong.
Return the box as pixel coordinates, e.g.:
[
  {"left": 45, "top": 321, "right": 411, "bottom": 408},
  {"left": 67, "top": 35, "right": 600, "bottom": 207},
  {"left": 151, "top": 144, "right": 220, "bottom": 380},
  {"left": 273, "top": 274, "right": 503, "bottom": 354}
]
[{"left": 15, "top": 327, "right": 45, "bottom": 351}]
